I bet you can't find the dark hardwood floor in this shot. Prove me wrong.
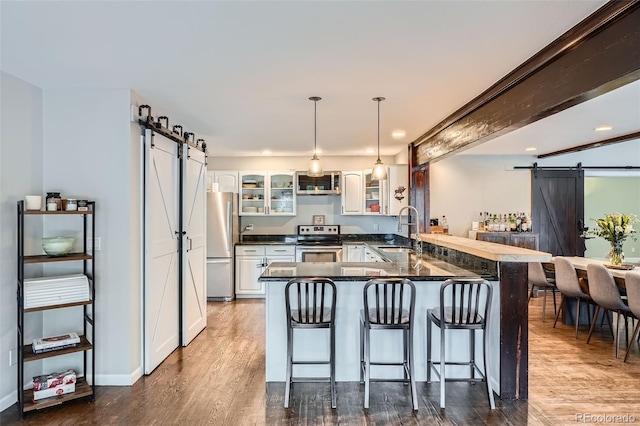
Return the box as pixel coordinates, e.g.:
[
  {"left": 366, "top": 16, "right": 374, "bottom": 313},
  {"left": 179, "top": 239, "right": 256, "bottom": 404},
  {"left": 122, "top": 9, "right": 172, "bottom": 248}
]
[{"left": 3, "top": 295, "right": 640, "bottom": 425}]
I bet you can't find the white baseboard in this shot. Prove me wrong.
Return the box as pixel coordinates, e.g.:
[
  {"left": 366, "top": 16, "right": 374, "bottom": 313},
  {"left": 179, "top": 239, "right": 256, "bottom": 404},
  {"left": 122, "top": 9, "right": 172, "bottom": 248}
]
[
  {"left": 0, "top": 390, "right": 18, "bottom": 413},
  {"left": 95, "top": 366, "right": 143, "bottom": 386}
]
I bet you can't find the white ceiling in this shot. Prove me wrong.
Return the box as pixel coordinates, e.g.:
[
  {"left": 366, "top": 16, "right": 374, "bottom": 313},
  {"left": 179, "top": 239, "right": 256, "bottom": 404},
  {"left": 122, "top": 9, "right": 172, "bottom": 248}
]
[{"left": 4, "top": 0, "right": 633, "bottom": 159}]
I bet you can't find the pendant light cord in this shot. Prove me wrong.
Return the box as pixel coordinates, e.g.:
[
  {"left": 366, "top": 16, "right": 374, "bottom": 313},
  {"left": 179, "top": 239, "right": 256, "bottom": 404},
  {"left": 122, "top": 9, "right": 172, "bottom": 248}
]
[
  {"left": 314, "top": 99, "right": 317, "bottom": 154},
  {"left": 377, "top": 99, "right": 381, "bottom": 161}
]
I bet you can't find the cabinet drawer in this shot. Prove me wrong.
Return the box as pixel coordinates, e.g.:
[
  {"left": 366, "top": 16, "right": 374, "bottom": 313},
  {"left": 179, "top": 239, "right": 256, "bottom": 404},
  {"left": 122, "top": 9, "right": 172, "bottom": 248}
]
[
  {"left": 236, "top": 245, "right": 266, "bottom": 256},
  {"left": 266, "top": 245, "right": 295, "bottom": 256}
]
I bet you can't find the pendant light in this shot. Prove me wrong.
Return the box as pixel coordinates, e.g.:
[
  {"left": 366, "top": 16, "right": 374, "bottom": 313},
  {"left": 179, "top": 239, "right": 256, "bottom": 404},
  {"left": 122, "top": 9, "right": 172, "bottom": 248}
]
[
  {"left": 307, "top": 96, "right": 324, "bottom": 177},
  {"left": 371, "top": 97, "right": 388, "bottom": 180}
]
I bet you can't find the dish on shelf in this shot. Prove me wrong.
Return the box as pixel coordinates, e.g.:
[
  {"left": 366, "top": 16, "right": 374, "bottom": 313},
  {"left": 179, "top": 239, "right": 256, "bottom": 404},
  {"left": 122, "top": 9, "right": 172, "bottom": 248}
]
[
  {"left": 242, "top": 184, "right": 257, "bottom": 189},
  {"left": 242, "top": 206, "right": 258, "bottom": 213},
  {"left": 42, "top": 237, "right": 75, "bottom": 256}
]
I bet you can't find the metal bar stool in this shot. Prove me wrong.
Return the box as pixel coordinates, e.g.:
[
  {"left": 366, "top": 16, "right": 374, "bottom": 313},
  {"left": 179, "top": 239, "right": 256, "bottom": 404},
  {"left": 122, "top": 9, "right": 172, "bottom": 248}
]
[
  {"left": 360, "top": 278, "right": 417, "bottom": 410},
  {"left": 284, "top": 277, "right": 337, "bottom": 409},
  {"left": 427, "top": 278, "right": 495, "bottom": 409}
]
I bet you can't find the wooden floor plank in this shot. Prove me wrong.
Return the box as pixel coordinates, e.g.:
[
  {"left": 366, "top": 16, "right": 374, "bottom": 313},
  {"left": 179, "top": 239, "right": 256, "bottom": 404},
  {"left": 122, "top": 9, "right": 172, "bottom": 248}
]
[{"left": 3, "top": 296, "right": 640, "bottom": 425}]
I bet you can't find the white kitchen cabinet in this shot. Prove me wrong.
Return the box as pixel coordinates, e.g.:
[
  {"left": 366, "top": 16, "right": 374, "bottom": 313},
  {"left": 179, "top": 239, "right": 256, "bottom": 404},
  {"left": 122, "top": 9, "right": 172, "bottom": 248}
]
[
  {"left": 344, "top": 244, "right": 365, "bottom": 262},
  {"left": 386, "top": 165, "right": 408, "bottom": 216},
  {"left": 235, "top": 245, "right": 295, "bottom": 298},
  {"left": 239, "top": 171, "right": 296, "bottom": 216},
  {"left": 341, "top": 171, "right": 363, "bottom": 215},
  {"left": 212, "top": 171, "right": 239, "bottom": 193}
]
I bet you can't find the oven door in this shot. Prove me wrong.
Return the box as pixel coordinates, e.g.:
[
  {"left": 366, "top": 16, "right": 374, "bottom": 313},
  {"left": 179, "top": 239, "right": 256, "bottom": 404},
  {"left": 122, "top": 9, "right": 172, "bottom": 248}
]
[{"left": 296, "top": 246, "right": 343, "bottom": 262}]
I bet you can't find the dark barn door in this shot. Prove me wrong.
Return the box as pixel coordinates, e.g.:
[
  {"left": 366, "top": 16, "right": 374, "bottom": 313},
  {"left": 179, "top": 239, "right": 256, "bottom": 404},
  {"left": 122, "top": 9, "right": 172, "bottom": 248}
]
[{"left": 531, "top": 169, "right": 585, "bottom": 256}]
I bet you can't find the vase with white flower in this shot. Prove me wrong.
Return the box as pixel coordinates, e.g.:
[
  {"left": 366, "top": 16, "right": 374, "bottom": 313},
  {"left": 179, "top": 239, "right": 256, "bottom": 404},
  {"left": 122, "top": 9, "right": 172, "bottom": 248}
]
[{"left": 582, "top": 213, "right": 638, "bottom": 266}]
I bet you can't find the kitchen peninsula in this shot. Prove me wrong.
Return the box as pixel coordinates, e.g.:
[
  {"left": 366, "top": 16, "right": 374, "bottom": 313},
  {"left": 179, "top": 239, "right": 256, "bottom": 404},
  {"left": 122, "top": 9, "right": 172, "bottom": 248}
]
[{"left": 259, "top": 234, "right": 551, "bottom": 401}]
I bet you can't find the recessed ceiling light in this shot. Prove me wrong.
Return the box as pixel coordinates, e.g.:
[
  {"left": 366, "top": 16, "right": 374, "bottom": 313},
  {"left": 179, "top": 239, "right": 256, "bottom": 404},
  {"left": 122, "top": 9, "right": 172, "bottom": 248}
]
[
  {"left": 391, "top": 130, "right": 406, "bottom": 139},
  {"left": 365, "top": 148, "right": 376, "bottom": 154},
  {"left": 595, "top": 125, "right": 613, "bottom": 131},
  {"left": 261, "top": 149, "right": 272, "bottom": 155},
  {"left": 524, "top": 146, "right": 537, "bottom": 152}
]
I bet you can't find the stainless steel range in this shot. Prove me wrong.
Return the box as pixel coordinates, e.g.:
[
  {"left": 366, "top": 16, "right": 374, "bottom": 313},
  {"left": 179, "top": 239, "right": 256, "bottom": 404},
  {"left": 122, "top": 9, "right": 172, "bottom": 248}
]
[{"left": 296, "top": 225, "right": 342, "bottom": 262}]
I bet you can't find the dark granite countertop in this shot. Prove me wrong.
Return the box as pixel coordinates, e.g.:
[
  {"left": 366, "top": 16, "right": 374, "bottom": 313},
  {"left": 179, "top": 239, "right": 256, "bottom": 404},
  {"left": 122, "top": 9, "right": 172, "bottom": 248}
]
[{"left": 259, "top": 257, "right": 496, "bottom": 282}]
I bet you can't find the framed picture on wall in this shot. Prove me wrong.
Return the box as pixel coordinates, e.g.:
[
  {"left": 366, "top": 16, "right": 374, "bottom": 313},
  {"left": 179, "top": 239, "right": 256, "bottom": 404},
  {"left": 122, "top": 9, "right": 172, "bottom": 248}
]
[{"left": 312, "top": 215, "right": 325, "bottom": 226}]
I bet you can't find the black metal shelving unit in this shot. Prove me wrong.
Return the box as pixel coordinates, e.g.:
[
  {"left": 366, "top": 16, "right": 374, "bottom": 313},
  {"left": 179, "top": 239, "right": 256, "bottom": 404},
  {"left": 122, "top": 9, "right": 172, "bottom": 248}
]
[{"left": 16, "top": 200, "right": 96, "bottom": 417}]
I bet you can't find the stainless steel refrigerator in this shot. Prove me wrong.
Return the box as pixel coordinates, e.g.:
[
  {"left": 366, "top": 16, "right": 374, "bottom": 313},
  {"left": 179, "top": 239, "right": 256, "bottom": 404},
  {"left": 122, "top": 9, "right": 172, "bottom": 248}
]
[{"left": 206, "top": 192, "right": 239, "bottom": 301}]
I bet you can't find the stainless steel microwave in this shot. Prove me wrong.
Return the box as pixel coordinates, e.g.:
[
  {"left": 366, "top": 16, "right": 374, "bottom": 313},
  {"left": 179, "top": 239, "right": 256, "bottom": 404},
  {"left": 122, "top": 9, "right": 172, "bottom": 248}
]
[{"left": 296, "top": 171, "right": 341, "bottom": 195}]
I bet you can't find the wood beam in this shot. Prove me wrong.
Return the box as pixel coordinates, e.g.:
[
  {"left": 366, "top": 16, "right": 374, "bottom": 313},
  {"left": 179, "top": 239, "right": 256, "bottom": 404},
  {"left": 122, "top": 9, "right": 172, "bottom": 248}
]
[
  {"left": 412, "top": 1, "right": 640, "bottom": 166},
  {"left": 537, "top": 131, "right": 640, "bottom": 159}
]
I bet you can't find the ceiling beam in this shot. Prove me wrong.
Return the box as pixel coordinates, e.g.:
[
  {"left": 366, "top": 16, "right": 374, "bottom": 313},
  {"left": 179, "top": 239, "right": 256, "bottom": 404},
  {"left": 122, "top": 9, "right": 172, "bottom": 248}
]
[
  {"left": 536, "top": 131, "right": 640, "bottom": 159},
  {"left": 412, "top": 0, "right": 640, "bottom": 166}
]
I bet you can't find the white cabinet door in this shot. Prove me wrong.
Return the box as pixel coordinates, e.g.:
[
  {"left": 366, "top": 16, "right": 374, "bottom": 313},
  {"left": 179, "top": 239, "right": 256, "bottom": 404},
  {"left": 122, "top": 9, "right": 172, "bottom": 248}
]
[
  {"left": 345, "top": 244, "right": 365, "bottom": 262},
  {"left": 268, "top": 171, "right": 296, "bottom": 216},
  {"left": 341, "top": 171, "right": 363, "bottom": 215},
  {"left": 182, "top": 146, "right": 207, "bottom": 346},
  {"left": 235, "top": 255, "right": 266, "bottom": 297},
  {"left": 386, "top": 165, "right": 408, "bottom": 216},
  {"left": 213, "top": 171, "right": 239, "bottom": 193},
  {"left": 239, "top": 171, "right": 268, "bottom": 216},
  {"left": 364, "top": 171, "right": 385, "bottom": 215}
]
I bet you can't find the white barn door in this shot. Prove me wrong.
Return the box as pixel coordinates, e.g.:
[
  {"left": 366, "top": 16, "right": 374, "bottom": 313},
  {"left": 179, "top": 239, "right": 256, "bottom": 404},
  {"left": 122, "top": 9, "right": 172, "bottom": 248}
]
[
  {"left": 144, "top": 129, "right": 180, "bottom": 374},
  {"left": 182, "top": 145, "right": 207, "bottom": 345}
]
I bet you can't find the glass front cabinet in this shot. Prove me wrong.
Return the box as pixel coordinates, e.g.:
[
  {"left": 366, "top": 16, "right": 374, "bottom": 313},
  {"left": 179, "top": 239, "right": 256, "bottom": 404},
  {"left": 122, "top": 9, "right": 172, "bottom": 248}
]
[{"left": 239, "top": 171, "right": 296, "bottom": 216}]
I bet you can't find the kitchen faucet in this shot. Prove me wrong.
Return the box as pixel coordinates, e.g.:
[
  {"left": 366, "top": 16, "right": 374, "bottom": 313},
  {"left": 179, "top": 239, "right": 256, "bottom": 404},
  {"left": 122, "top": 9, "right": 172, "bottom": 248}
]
[{"left": 397, "top": 205, "right": 423, "bottom": 257}]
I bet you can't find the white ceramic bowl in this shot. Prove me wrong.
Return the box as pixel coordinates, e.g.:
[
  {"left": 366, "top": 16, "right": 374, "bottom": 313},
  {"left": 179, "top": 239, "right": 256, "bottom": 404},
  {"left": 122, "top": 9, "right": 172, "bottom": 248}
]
[{"left": 42, "top": 237, "right": 75, "bottom": 256}]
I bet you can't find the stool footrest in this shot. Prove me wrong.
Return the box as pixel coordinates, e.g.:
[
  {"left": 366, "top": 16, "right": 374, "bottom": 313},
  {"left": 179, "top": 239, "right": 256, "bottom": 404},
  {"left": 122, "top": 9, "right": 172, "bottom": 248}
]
[
  {"left": 292, "top": 360, "right": 330, "bottom": 365},
  {"left": 291, "top": 377, "right": 331, "bottom": 383},
  {"left": 369, "top": 361, "right": 407, "bottom": 366}
]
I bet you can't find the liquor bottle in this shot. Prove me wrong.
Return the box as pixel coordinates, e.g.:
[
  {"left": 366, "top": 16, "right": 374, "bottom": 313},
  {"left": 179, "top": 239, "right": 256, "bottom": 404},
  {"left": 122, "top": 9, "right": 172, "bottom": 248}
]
[
  {"left": 509, "top": 213, "right": 517, "bottom": 231},
  {"left": 441, "top": 215, "right": 449, "bottom": 234},
  {"left": 516, "top": 213, "right": 522, "bottom": 232}
]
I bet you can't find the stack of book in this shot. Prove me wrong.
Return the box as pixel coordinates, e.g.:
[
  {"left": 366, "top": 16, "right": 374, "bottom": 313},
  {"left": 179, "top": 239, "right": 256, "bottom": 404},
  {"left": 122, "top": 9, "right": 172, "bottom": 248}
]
[{"left": 32, "top": 332, "right": 80, "bottom": 354}]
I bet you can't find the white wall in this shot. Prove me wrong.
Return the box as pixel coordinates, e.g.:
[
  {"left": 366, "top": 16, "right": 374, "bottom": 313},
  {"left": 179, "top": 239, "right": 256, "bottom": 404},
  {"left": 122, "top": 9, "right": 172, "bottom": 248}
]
[
  {"left": 429, "top": 155, "right": 533, "bottom": 237},
  {"left": 41, "top": 88, "right": 138, "bottom": 385},
  {"left": 208, "top": 155, "right": 396, "bottom": 172},
  {"left": 0, "top": 72, "right": 44, "bottom": 411}
]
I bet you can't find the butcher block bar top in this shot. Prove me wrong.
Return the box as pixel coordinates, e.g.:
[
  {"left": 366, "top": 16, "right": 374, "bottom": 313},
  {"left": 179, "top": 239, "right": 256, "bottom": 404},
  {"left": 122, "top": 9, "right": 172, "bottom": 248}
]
[{"left": 418, "top": 233, "right": 552, "bottom": 263}]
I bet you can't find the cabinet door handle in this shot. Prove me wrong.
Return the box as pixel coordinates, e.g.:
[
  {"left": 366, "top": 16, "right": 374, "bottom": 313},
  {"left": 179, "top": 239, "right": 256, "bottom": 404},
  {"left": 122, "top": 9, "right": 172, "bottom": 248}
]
[
  {"left": 274, "top": 249, "right": 286, "bottom": 252},
  {"left": 244, "top": 249, "right": 257, "bottom": 252}
]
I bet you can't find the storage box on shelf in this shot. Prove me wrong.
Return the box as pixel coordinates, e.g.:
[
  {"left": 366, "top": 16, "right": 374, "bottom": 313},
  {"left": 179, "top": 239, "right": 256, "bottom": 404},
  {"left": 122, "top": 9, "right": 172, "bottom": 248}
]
[{"left": 16, "top": 200, "right": 96, "bottom": 416}]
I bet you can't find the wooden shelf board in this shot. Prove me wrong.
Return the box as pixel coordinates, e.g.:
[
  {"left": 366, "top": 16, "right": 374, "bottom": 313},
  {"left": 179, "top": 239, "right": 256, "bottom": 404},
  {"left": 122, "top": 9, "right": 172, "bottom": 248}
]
[
  {"left": 24, "top": 337, "right": 92, "bottom": 362},
  {"left": 24, "top": 253, "right": 93, "bottom": 264},
  {"left": 25, "top": 300, "right": 92, "bottom": 313},
  {"left": 23, "top": 378, "right": 93, "bottom": 412},
  {"left": 24, "top": 210, "right": 92, "bottom": 215}
]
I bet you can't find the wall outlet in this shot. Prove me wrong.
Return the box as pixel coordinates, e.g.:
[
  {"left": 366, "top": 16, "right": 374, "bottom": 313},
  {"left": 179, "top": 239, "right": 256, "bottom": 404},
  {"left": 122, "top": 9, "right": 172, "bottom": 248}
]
[
  {"left": 244, "top": 224, "right": 254, "bottom": 232},
  {"left": 373, "top": 223, "right": 379, "bottom": 231},
  {"left": 632, "top": 247, "right": 636, "bottom": 253},
  {"left": 9, "top": 348, "right": 17, "bottom": 366},
  {"left": 89, "top": 237, "right": 101, "bottom": 251}
]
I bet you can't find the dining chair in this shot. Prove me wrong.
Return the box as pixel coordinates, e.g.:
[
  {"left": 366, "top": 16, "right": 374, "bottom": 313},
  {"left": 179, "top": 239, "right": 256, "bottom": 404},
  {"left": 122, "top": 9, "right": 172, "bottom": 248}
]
[
  {"left": 427, "top": 278, "right": 495, "bottom": 409},
  {"left": 284, "top": 277, "right": 337, "bottom": 408},
  {"left": 586, "top": 264, "right": 634, "bottom": 358},
  {"left": 623, "top": 272, "right": 640, "bottom": 362},
  {"left": 528, "top": 262, "right": 558, "bottom": 322},
  {"left": 360, "top": 278, "right": 417, "bottom": 411},
  {"left": 553, "top": 257, "right": 593, "bottom": 338}
]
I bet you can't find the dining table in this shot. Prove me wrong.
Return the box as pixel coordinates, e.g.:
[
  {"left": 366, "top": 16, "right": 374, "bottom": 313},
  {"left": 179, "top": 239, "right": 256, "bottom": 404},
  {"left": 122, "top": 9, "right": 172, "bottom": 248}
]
[{"left": 547, "top": 257, "right": 639, "bottom": 288}]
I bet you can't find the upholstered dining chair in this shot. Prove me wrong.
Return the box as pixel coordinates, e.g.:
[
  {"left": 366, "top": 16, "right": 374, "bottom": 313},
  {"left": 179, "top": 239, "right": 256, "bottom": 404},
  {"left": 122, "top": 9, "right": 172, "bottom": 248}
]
[
  {"left": 586, "top": 264, "right": 634, "bottom": 358},
  {"left": 553, "top": 257, "right": 594, "bottom": 338},
  {"left": 528, "top": 262, "right": 558, "bottom": 322},
  {"left": 623, "top": 272, "right": 640, "bottom": 362}
]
